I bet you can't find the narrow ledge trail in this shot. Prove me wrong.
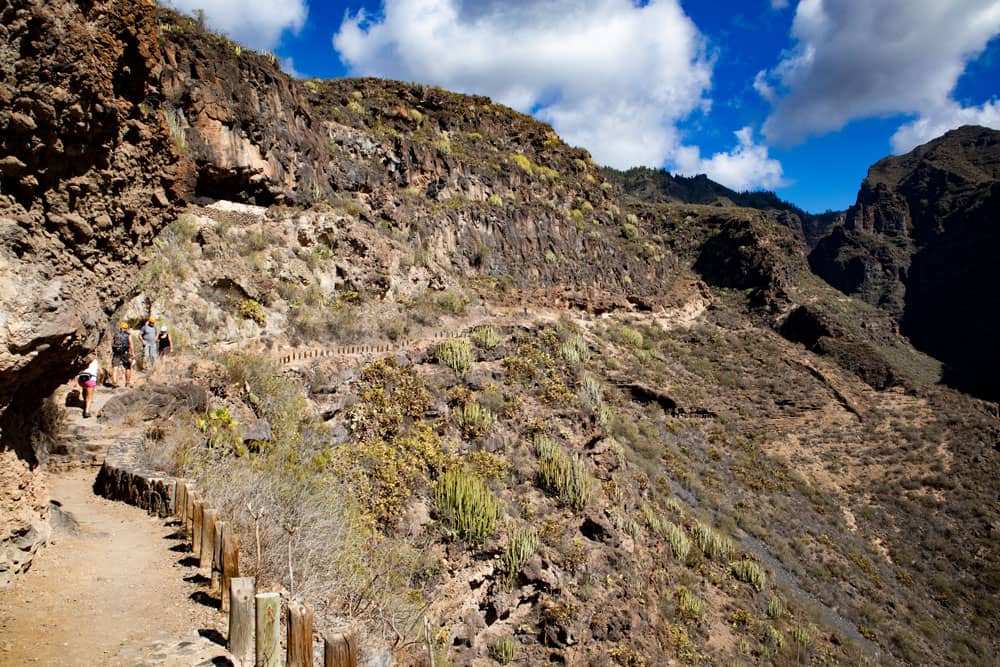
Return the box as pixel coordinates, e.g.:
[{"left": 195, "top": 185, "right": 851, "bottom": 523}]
[{"left": 0, "top": 388, "right": 231, "bottom": 667}]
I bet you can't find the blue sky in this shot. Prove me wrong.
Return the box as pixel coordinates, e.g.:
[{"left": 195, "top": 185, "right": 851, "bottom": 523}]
[{"left": 165, "top": 1, "right": 1000, "bottom": 213}]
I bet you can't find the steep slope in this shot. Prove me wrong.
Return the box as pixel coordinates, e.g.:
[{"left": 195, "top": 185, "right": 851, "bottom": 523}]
[
  {"left": 0, "top": 0, "right": 189, "bottom": 458},
  {"left": 809, "top": 126, "right": 1000, "bottom": 400}
]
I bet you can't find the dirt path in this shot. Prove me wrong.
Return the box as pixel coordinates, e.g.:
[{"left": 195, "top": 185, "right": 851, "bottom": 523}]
[{"left": 0, "top": 384, "right": 231, "bottom": 666}]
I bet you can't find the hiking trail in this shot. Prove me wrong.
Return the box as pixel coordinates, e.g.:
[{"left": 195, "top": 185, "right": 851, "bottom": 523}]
[{"left": 0, "top": 383, "right": 232, "bottom": 667}]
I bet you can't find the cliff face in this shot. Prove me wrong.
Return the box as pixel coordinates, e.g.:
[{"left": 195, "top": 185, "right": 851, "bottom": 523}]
[
  {"left": 809, "top": 126, "right": 1000, "bottom": 399},
  {"left": 153, "top": 9, "right": 677, "bottom": 301},
  {"left": 0, "top": 0, "right": 190, "bottom": 459}
]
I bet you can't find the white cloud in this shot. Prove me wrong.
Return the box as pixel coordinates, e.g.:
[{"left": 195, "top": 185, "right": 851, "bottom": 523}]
[
  {"left": 673, "top": 127, "right": 786, "bottom": 191},
  {"left": 281, "top": 57, "right": 304, "bottom": 79},
  {"left": 333, "top": 0, "right": 719, "bottom": 170},
  {"left": 164, "top": 0, "right": 307, "bottom": 50},
  {"left": 757, "top": 0, "right": 1000, "bottom": 145},
  {"left": 891, "top": 99, "right": 1000, "bottom": 153},
  {"left": 771, "top": 0, "right": 791, "bottom": 9}
]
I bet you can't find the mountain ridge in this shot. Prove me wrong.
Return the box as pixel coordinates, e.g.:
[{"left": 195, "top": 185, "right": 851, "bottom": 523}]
[{"left": 1, "top": 3, "right": 998, "bottom": 666}]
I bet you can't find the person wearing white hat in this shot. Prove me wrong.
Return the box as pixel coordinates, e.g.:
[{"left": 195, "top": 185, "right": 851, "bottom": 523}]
[{"left": 157, "top": 325, "right": 173, "bottom": 358}]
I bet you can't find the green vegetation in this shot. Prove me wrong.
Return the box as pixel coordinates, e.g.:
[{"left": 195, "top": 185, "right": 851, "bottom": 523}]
[
  {"left": 510, "top": 153, "right": 559, "bottom": 180},
  {"left": 472, "top": 326, "right": 502, "bottom": 350},
  {"left": 730, "top": 558, "right": 766, "bottom": 591},
  {"left": 163, "top": 108, "right": 187, "bottom": 151},
  {"left": 489, "top": 637, "right": 517, "bottom": 664},
  {"left": 500, "top": 524, "right": 539, "bottom": 581},
  {"left": 677, "top": 587, "right": 705, "bottom": 620},
  {"left": 535, "top": 435, "right": 597, "bottom": 511},
  {"left": 667, "top": 522, "right": 692, "bottom": 562},
  {"left": 560, "top": 333, "right": 590, "bottom": 365},
  {"left": 435, "top": 468, "right": 501, "bottom": 546},
  {"left": 436, "top": 338, "right": 474, "bottom": 375},
  {"left": 238, "top": 298, "right": 266, "bottom": 326},
  {"left": 140, "top": 215, "right": 198, "bottom": 306},
  {"left": 694, "top": 522, "right": 736, "bottom": 561},
  {"left": 454, "top": 401, "right": 494, "bottom": 439}
]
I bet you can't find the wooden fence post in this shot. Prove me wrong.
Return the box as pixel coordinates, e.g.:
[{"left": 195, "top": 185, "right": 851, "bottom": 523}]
[
  {"left": 175, "top": 480, "right": 187, "bottom": 519},
  {"left": 228, "top": 576, "right": 255, "bottom": 666},
  {"left": 324, "top": 633, "right": 357, "bottom": 667},
  {"left": 200, "top": 508, "right": 218, "bottom": 570},
  {"left": 211, "top": 520, "right": 225, "bottom": 595},
  {"left": 287, "top": 601, "right": 314, "bottom": 667},
  {"left": 221, "top": 523, "right": 240, "bottom": 614},
  {"left": 255, "top": 592, "right": 281, "bottom": 667},
  {"left": 184, "top": 488, "right": 196, "bottom": 539},
  {"left": 192, "top": 499, "right": 205, "bottom": 556}
]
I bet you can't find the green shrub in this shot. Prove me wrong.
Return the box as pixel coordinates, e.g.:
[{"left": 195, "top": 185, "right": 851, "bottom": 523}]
[
  {"left": 677, "top": 588, "right": 704, "bottom": 620},
  {"left": 621, "top": 223, "right": 639, "bottom": 240},
  {"left": 561, "top": 334, "right": 590, "bottom": 365},
  {"left": 436, "top": 338, "right": 473, "bottom": 375},
  {"left": 667, "top": 522, "right": 691, "bottom": 562},
  {"left": 346, "top": 358, "right": 431, "bottom": 444},
  {"left": 455, "top": 401, "right": 494, "bottom": 439},
  {"left": 435, "top": 468, "right": 500, "bottom": 546},
  {"left": 536, "top": 440, "right": 597, "bottom": 511},
  {"left": 489, "top": 637, "right": 517, "bottom": 664},
  {"left": 767, "top": 592, "right": 786, "bottom": 619},
  {"left": 579, "top": 373, "right": 603, "bottom": 415},
  {"left": 730, "top": 558, "right": 766, "bottom": 591},
  {"left": 238, "top": 298, "right": 266, "bottom": 326},
  {"left": 163, "top": 108, "right": 187, "bottom": 152},
  {"left": 433, "top": 137, "right": 452, "bottom": 156},
  {"left": 500, "top": 524, "right": 538, "bottom": 581},
  {"left": 639, "top": 502, "right": 663, "bottom": 534},
  {"left": 472, "top": 326, "right": 502, "bottom": 350},
  {"left": 487, "top": 193, "right": 503, "bottom": 206},
  {"left": 468, "top": 451, "right": 507, "bottom": 480},
  {"left": 790, "top": 624, "right": 812, "bottom": 647},
  {"left": 694, "top": 522, "right": 736, "bottom": 561},
  {"left": 612, "top": 325, "right": 644, "bottom": 349}
]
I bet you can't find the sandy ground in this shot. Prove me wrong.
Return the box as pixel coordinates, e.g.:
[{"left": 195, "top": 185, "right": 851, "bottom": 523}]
[{"left": 0, "top": 383, "right": 231, "bottom": 666}]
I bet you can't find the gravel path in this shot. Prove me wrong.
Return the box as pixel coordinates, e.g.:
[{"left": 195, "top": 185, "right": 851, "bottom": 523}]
[{"left": 0, "top": 405, "right": 232, "bottom": 666}]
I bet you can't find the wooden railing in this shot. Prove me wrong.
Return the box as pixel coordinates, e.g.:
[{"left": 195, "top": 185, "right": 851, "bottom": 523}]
[{"left": 174, "top": 480, "right": 357, "bottom": 667}]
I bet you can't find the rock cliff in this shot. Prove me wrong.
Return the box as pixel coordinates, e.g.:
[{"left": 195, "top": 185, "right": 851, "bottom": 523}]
[
  {"left": 810, "top": 126, "right": 1000, "bottom": 399},
  {"left": 0, "top": 0, "right": 189, "bottom": 459}
]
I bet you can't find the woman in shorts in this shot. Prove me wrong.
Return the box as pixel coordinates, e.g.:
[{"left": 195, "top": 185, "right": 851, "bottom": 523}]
[{"left": 77, "top": 354, "right": 99, "bottom": 418}]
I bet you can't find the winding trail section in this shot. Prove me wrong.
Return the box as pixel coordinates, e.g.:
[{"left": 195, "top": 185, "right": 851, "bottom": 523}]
[{"left": 0, "top": 391, "right": 231, "bottom": 666}]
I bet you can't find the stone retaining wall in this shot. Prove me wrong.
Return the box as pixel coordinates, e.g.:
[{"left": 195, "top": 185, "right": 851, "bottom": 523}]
[{"left": 94, "top": 436, "right": 176, "bottom": 517}]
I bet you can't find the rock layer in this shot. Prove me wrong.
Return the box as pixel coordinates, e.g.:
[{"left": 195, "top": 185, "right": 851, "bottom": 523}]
[{"left": 810, "top": 126, "right": 1000, "bottom": 399}]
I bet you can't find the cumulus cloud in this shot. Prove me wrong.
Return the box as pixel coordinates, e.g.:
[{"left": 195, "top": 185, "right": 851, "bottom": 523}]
[
  {"left": 281, "top": 57, "right": 304, "bottom": 79},
  {"left": 757, "top": 0, "right": 1000, "bottom": 145},
  {"left": 674, "top": 127, "right": 786, "bottom": 191},
  {"left": 333, "top": 0, "right": 718, "bottom": 170},
  {"left": 165, "top": 0, "right": 307, "bottom": 51},
  {"left": 891, "top": 99, "right": 1000, "bottom": 153}
]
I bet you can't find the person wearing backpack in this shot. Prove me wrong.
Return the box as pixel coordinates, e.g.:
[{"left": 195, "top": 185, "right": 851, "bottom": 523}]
[
  {"left": 76, "top": 354, "right": 99, "bottom": 418},
  {"left": 110, "top": 321, "right": 134, "bottom": 388}
]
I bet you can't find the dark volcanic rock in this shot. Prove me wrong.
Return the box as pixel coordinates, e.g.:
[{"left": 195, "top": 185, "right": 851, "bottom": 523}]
[
  {"left": 809, "top": 126, "right": 1000, "bottom": 399},
  {"left": 0, "top": 0, "right": 190, "bottom": 459}
]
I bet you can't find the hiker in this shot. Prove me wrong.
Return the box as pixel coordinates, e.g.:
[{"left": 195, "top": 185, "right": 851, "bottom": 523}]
[
  {"left": 110, "top": 321, "right": 134, "bottom": 388},
  {"left": 140, "top": 316, "right": 158, "bottom": 369},
  {"left": 157, "top": 325, "right": 172, "bottom": 357},
  {"left": 76, "top": 354, "right": 99, "bottom": 418}
]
